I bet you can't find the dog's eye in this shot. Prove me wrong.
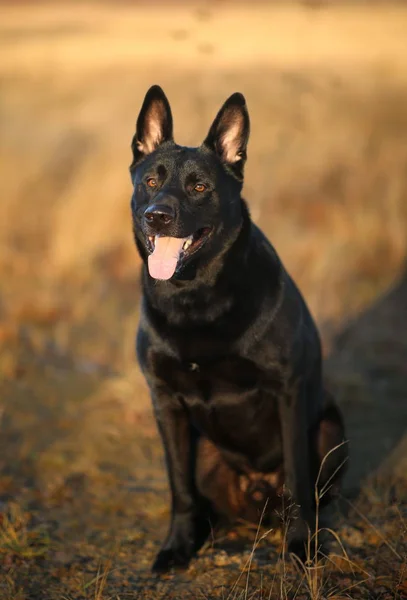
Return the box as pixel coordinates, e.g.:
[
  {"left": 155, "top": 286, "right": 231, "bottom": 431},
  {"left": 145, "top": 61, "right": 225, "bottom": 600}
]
[
  {"left": 146, "top": 178, "right": 157, "bottom": 188},
  {"left": 194, "top": 183, "right": 206, "bottom": 193}
]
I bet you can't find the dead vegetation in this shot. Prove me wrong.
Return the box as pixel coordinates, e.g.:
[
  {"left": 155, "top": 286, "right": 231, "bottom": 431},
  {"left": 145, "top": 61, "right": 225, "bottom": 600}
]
[{"left": 0, "top": 2, "right": 406, "bottom": 598}]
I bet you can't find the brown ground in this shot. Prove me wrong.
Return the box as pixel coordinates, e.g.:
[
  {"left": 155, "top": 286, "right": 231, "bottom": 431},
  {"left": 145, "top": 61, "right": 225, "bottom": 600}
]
[{"left": 0, "top": 2, "right": 406, "bottom": 598}]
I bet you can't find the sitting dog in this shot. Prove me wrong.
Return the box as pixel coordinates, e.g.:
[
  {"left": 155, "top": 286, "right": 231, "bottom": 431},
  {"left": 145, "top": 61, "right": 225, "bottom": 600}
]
[{"left": 129, "top": 85, "right": 348, "bottom": 572}]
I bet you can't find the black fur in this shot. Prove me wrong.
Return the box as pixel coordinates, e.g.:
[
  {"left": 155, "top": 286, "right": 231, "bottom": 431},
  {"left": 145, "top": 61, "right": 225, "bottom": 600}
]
[{"left": 130, "top": 86, "right": 348, "bottom": 572}]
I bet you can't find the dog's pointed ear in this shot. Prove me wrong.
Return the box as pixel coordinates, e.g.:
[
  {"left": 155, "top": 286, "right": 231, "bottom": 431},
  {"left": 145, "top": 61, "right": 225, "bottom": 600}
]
[
  {"left": 131, "top": 85, "right": 173, "bottom": 165},
  {"left": 203, "top": 93, "right": 250, "bottom": 178}
]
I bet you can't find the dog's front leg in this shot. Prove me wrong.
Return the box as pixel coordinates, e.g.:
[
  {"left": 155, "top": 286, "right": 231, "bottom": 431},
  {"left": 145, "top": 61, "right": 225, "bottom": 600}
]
[
  {"left": 152, "top": 390, "right": 208, "bottom": 572},
  {"left": 278, "top": 384, "right": 314, "bottom": 559}
]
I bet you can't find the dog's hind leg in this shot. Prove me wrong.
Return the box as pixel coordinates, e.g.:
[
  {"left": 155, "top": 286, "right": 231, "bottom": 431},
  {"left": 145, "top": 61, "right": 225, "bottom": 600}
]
[
  {"left": 196, "top": 437, "right": 247, "bottom": 521},
  {"left": 196, "top": 437, "right": 282, "bottom": 523}
]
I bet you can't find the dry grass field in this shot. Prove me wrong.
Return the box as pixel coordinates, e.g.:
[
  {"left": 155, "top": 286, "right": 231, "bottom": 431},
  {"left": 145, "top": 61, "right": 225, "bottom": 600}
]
[{"left": 0, "top": 2, "right": 407, "bottom": 598}]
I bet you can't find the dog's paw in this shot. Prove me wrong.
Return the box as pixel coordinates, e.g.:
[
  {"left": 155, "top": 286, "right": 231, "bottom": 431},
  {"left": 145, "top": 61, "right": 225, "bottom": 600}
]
[
  {"left": 152, "top": 508, "right": 215, "bottom": 573},
  {"left": 152, "top": 547, "right": 192, "bottom": 573},
  {"left": 287, "top": 534, "right": 308, "bottom": 562},
  {"left": 152, "top": 514, "right": 197, "bottom": 573},
  {"left": 286, "top": 519, "right": 310, "bottom": 562},
  {"left": 287, "top": 520, "right": 330, "bottom": 564}
]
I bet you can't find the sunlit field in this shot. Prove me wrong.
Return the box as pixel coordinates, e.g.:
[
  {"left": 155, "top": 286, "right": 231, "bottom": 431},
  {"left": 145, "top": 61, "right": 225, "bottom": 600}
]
[{"left": 0, "top": 2, "right": 406, "bottom": 598}]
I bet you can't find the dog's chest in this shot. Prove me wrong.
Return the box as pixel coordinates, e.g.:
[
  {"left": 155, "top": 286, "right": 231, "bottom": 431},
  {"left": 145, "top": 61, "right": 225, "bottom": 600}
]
[
  {"left": 152, "top": 352, "right": 260, "bottom": 399},
  {"left": 151, "top": 351, "right": 282, "bottom": 444}
]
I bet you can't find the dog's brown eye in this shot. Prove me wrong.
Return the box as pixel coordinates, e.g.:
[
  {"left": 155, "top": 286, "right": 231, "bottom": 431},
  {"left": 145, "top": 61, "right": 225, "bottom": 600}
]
[
  {"left": 147, "top": 178, "right": 157, "bottom": 188},
  {"left": 194, "top": 183, "right": 206, "bottom": 193}
]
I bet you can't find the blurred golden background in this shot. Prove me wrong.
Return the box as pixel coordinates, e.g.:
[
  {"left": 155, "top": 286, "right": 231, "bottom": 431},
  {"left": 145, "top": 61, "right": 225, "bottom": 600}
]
[
  {"left": 2, "top": 2, "right": 407, "bottom": 353},
  {"left": 0, "top": 2, "right": 406, "bottom": 598}
]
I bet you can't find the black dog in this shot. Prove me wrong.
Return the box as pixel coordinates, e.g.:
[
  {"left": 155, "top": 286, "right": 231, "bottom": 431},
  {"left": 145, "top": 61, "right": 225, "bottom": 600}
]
[{"left": 130, "top": 85, "right": 347, "bottom": 572}]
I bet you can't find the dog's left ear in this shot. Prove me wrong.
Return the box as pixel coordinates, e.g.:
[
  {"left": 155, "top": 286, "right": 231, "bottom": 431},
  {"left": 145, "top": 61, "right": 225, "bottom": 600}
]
[
  {"left": 203, "top": 93, "right": 250, "bottom": 179},
  {"left": 131, "top": 85, "right": 173, "bottom": 166}
]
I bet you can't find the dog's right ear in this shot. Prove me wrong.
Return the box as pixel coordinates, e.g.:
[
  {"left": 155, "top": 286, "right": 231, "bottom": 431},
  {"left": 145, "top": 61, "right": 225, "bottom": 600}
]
[{"left": 131, "top": 85, "right": 173, "bottom": 166}]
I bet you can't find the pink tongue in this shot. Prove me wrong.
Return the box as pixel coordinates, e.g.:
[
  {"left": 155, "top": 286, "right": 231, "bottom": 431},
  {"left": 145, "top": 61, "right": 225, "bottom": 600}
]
[{"left": 148, "top": 236, "right": 186, "bottom": 280}]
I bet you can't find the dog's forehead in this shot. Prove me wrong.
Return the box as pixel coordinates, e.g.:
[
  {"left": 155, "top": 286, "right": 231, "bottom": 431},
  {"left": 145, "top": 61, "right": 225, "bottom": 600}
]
[{"left": 152, "top": 145, "right": 217, "bottom": 178}]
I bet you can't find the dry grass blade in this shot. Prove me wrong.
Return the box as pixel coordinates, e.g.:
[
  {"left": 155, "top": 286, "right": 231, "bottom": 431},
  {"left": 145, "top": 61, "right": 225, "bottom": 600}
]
[
  {"left": 82, "top": 555, "right": 115, "bottom": 600},
  {"left": 319, "top": 456, "right": 349, "bottom": 502},
  {"left": 0, "top": 504, "right": 50, "bottom": 560},
  {"left": 313, "top": 527, "right": 371, "bottom": 579},
  {"left": 341, "top": 496, "right": 402, "bottom": 560},
  {"left": 285, "top": 443, "right": 370, "bottom": 600},
  {"left": 243, "top": 500, "right": 269, "bottom": 600},
  {"left": 315, "top": 441, "right": 349, "bottom": 502},
  {"left": 226, "top": 499, "right": 274, "bottom": 600}
]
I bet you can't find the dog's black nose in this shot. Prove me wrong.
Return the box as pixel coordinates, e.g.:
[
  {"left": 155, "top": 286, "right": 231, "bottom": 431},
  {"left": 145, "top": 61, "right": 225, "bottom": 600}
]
[{"left": 144, "top": 204, "right": 175, "bottom": 228}]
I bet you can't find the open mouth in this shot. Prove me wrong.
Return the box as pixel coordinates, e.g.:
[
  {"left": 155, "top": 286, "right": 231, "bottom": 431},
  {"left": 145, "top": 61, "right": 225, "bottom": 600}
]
[
  {"left": 147, "top": 227, "right": 212, "bottom": 258},
  {"left": 146, "top": 227, "right": 212, "bottom": 280}
]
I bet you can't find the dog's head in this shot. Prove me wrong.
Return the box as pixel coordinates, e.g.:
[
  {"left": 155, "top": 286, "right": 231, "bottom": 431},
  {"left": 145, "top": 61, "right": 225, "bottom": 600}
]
[{"left": 130, "top": 85, "right": 250, "bottom": 281}]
